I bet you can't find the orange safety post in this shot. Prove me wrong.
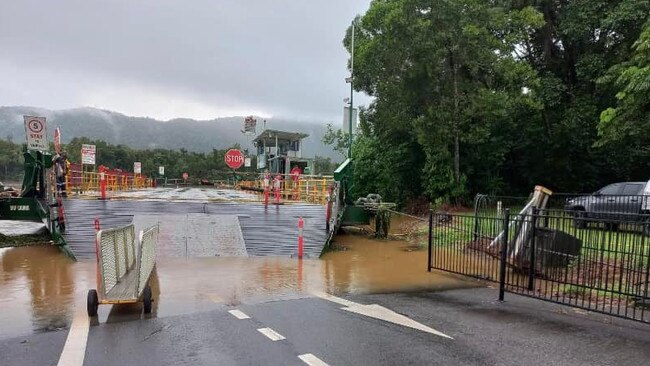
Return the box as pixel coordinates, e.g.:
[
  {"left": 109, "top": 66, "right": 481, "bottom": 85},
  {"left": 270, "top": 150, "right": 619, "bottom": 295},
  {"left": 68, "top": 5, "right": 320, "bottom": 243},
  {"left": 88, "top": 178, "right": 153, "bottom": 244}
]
[
  {"left": 273, "top": 173, "right": 282, "bottom": 204},
  {"left": 263, "top": 172, "right": 270, "bottom": 206},
  {"left": 297, "top": 217, "right": 304, "bottom": 259},
  {"left": 99, "top": 166, "right": 107, "bottom": 200}
]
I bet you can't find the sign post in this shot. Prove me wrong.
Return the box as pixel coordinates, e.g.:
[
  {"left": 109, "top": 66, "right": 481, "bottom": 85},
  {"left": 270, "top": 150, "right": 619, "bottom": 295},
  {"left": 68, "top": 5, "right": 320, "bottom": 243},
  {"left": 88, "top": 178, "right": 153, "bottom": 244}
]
[
  {"left": 81, "top": 144, "right": 96, "bottom": 193},
  {"left": 224, "top": 149, "right": 245, "bottom": 170},
  {"left": 81, "top": 144, "right": 96, "bottom": 165},
  {"left": 243, "top": 116, "right": 257, "bottom": 135},
  {"left": 225, "top": 149, "right": 244, "bottom": 188},
  {"left": 23, "top": 116, "right": 48, "bottom": 151}
]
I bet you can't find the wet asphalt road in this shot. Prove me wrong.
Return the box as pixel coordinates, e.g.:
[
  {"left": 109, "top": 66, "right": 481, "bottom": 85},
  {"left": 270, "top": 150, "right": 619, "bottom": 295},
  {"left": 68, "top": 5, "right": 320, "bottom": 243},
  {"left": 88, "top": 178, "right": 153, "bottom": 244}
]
[{"left": 2, "top": 287, "right": 649, "bottom": 366}]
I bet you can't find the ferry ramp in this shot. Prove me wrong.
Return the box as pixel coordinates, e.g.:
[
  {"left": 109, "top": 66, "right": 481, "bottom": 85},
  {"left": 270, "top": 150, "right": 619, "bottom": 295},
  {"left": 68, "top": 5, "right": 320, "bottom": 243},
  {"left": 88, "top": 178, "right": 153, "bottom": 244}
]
[{"left": 62, "top": 199, "right": 328, "bottom": 259}]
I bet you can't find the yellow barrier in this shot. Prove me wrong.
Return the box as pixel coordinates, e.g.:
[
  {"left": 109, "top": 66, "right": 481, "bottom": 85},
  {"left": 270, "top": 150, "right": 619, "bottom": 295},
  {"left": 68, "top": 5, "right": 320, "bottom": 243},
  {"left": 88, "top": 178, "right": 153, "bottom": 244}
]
[
  {"left": 68, "top": 170, "right": 152, "bottom": 194},
  {"left": 239, "top": 175, "right": 334, "bottom": 204}
]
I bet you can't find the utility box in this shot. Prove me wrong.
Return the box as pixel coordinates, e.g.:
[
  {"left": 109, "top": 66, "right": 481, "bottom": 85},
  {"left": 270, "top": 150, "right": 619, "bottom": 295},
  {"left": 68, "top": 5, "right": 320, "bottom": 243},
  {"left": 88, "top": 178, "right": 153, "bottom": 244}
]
[{"left": 519, "top": 228, "right": 582, "bottom": 276}]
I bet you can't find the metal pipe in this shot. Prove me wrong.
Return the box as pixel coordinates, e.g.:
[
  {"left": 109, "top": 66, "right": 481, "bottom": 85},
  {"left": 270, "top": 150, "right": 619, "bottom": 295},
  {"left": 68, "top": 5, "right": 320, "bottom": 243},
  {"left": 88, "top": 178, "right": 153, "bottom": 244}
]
[
  {"left": 348, "top": 22, "right": 355, "bottom": 159},
  {"left": 499, "top": 209, "right": 510, "bottom": 301},
  {"left": 428, "top": 209, "right": 433, "bottom": 272}
]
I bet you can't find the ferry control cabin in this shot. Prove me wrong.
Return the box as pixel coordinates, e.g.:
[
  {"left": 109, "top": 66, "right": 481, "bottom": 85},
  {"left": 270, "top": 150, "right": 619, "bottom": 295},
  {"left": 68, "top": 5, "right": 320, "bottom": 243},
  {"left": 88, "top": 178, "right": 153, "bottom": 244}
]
[{"left": 253, "top": 129, "right": 312, "bottom": 175}]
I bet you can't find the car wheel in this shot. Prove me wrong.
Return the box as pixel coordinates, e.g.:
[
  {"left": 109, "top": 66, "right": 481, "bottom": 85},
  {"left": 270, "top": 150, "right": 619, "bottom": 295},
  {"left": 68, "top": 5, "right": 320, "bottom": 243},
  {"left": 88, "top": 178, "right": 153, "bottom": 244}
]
[{"left": 573, "top": 211, "right": 587, "bottom": 229}]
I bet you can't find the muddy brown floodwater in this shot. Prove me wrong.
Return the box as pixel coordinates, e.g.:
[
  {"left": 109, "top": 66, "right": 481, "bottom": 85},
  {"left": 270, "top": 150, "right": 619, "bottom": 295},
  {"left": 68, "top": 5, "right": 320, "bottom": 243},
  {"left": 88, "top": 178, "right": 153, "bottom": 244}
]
[{"left": 0, "top": 234, "right": 478, "bottom": 338}]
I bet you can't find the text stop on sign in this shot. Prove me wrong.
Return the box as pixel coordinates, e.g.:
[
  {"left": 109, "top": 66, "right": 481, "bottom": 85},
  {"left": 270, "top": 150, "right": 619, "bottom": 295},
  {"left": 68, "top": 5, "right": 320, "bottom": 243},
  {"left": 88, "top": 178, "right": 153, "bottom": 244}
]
[{"left": 225, "top": 149, "right": 245, "bottom": 169}]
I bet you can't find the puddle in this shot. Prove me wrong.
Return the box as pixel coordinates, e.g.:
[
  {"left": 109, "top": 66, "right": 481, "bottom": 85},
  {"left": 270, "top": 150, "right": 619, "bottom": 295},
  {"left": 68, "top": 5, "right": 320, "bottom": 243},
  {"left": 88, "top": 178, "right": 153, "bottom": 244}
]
[
  {"left": 323, "top": 234, "right": 474, "bottom": 295},
  {"left": 0, "top": 234, "right": 477, "bottom": 338}
]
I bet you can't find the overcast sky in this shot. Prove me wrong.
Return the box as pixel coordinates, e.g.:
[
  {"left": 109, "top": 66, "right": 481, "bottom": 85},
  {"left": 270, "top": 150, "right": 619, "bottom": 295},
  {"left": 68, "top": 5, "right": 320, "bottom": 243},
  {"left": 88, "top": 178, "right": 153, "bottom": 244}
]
[{"left": 0, "top": 0, "right": 372, "bottom": 122}]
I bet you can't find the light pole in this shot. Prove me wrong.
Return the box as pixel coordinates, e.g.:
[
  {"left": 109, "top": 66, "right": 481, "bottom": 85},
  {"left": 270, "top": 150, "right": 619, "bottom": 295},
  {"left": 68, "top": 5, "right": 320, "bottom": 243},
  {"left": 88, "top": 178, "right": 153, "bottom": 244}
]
[{"left": 347, "top": 21, "right": 355, "bottom": 159}]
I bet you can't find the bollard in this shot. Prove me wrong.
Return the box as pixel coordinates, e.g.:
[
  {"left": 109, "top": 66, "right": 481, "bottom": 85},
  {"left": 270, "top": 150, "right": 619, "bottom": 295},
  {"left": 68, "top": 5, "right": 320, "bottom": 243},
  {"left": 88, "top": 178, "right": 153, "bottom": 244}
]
[
  {"left": 274, "top": 174, "right": 282, "bottom": 204},
  {"left": 325, "top": 187, "right": 332, "bottom": 232},
  {"left": 263, "top": 173, "right": 270, "bottom": 206},
  {"left": 99, "top": 171, "right": 107, "bottom": 200},
  {"left": 298, "top": 217, "right": 304, "bottom": 259}
]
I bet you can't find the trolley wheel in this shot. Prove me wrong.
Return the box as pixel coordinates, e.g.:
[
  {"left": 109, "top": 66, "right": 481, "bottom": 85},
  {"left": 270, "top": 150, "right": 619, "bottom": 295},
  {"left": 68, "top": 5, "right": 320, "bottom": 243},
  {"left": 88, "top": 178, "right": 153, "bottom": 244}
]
[
  {"left": 143, "top": 286, "right": 153, "bottom": 314},
  {"left": 87, "top": 289, "right": 99, "bottom": 317}
]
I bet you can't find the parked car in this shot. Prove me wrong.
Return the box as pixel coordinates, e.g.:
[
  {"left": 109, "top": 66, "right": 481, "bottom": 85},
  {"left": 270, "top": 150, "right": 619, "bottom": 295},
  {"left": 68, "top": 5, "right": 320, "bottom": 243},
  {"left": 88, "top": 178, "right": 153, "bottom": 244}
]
[{"left": 564, "top": 181, "right": 650, "bottom": 233}]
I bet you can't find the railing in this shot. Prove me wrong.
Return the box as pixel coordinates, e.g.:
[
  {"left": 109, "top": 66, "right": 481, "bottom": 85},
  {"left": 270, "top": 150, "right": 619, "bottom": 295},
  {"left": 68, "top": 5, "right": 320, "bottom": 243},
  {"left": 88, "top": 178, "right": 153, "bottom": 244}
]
[
  {"left": 65, "top": 169, "right": 153, "bottom": 196},
  {"left": 428, "top": 209, "right": 650, "bottom": 323},
  {"left": 474, "top": 193, "right": 650, "bottom": 220},
  {"left": 137, "top": 225, "right": 159, "bottom": 295},
  {"left": 238, "top": 174, "right": 334, "bottom": 204},
  {"left": 97, "top": 224, "right": 136, "bottom": 296}
]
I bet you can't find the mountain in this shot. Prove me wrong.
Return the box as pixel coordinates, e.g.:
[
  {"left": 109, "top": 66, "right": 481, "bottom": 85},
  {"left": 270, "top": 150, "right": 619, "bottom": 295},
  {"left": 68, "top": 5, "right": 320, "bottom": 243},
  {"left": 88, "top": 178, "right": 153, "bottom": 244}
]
[{"left": 0, "top": 106, "right": 341, "bottom": 160}]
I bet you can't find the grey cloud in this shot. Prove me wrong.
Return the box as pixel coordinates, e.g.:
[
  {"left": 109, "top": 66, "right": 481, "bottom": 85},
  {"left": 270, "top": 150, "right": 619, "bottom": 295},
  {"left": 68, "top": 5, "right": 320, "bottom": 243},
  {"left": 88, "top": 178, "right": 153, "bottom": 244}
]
[{"left": 0, "top": 0, "right": 371, "bottom": 121}]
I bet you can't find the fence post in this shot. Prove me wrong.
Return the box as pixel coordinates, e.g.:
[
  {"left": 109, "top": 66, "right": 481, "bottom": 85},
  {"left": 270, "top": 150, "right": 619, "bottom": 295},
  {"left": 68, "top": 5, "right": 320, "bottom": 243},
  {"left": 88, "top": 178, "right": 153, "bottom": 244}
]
[
  {"left": 472, "top": 194, "right": 481, "bottom": 242},
  {"left": 428, "top": 209, "right": 433, "bottom": 272},
  {"left": 639, "top": 230, "right": 650, "bottom": 297},
  {"left": 528, "top": 207, "right": 538, "bottom": 291},
  {"left": 499, "top": 209, "right": 510, "bottom": 301}
]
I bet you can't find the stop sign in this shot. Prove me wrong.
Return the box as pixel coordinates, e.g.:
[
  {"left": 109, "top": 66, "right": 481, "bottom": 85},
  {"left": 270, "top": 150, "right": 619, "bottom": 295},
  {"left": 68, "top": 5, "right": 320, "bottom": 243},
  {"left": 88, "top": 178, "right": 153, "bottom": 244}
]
[
  {"left": 182, "top": 172, "right": 189, "bottom": 180},
  {"left": 224, "top": 149, "right": 245, "bottom": 170}
]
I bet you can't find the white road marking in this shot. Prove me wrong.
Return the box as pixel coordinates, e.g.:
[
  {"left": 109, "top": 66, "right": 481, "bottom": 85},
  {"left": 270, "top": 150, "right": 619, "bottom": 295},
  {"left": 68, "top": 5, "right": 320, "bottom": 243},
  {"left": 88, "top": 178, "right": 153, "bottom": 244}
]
[
  {"left": 310, "top": 291, "right": 356, "bottom": 307},
  {"left": 298, "top": 353, "right": 330, "bottom": 366},
  {"left": 313, "top": 292, "right": 453, "bottom": 340},
  {"left": 228, "top": 309, "right": 250, "bottom": 319},
  {"left": 257, "top": 327, "right": 286, "bottom": 341},
  {"left": 57, "top": 308, "right": 90, "bottom": 366}
]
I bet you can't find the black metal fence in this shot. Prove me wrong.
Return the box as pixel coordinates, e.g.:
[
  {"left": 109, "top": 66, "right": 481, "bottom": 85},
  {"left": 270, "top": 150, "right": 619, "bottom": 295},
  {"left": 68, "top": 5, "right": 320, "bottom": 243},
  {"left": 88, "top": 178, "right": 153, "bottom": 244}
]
[
  {"left": 475, "top": 193, "right": 650, "bottom": 224},
  {"left": 428, "top": 209, "right": 650, "bottom": 323}
]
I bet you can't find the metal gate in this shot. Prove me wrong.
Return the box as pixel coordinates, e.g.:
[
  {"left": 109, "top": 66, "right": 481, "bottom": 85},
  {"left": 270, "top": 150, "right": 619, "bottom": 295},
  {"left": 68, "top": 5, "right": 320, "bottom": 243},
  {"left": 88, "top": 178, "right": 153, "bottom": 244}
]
[{"left": 427, "top": 209, "right": 650, "bottom": 324}]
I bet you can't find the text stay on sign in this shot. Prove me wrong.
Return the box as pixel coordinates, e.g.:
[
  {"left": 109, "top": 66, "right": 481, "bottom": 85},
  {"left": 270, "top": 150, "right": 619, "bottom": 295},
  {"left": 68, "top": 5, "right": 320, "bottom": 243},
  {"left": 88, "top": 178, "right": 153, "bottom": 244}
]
[{"left": 23, "top": 116, "right": 48, "bottom": 151}]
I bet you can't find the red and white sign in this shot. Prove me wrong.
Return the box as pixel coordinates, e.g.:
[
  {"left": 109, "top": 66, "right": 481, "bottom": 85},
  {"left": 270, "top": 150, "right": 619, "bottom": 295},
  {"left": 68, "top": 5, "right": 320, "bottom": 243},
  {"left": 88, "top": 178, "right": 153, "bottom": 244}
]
[
  {"left": 54, "top": 128, "right": 61, "bottom": 154},
  {"left": 224, "top": 149, "right": 245, "bottom": 170},
  {"left": 182, "top": 172, "right": 189, "bottom": 180},
  {"left": 24, "top": 116, "right": 48, "bottom": 151},
  {"left": 134, "top": 162, "right": 142, "bottom": 174},
  {"left": 81, "top": 144, "right": 96, "bottom": 165}
]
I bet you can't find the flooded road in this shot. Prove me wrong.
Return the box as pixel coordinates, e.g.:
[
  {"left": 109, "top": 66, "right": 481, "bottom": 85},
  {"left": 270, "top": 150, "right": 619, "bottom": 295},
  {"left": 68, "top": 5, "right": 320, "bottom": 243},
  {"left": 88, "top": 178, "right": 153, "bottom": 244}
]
[{"left": 0, "top": 234, "right": 477, "bottom": 338}]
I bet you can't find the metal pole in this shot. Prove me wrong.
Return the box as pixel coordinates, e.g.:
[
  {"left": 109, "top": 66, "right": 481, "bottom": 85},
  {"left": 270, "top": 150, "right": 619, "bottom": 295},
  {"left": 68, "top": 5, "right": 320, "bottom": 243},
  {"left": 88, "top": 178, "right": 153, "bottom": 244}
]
[
  {"left": 499, "top": 209, "right": 510, "bottom": 301},
  {"left": 528, "top": 207, "right": 538, "bottom": 291},
  {"left": 428, "top": 209, "right": 433, "bottom": 272},
  {"left": 348, "top": 22, "right": 355, "bottom": 159}
]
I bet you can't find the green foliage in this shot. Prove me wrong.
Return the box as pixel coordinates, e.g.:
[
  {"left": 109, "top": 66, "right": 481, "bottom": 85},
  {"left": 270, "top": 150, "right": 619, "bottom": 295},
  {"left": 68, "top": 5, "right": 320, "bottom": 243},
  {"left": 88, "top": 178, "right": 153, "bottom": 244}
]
[
  {"left": 0, "top": 138, "right": 23, "bottom": 182},
  {"left": 313, "top": 155, "right": 338, "bottom": 175},
  {"left": 62, "top": 137, "right": 257, "bottom": 180},
  {"left": 322, "top": 123, "right": 349, "bottom": 159},
  {"left": 342, "top": 0, "right": 650, "bottom": 206},
  {"left": 598, "top": 21, "right": 650, "bottom": 144}
]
